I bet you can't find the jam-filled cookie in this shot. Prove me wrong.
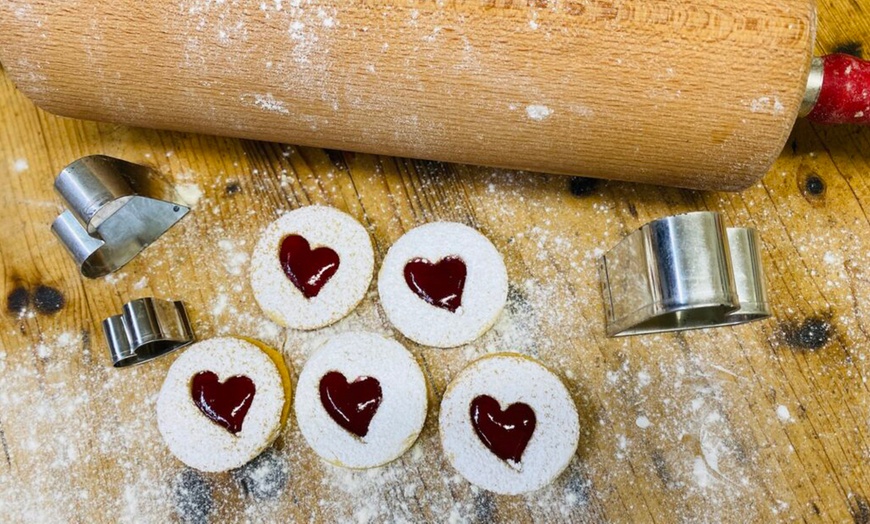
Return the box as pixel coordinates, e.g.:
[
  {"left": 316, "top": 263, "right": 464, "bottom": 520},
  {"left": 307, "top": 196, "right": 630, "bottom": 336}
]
[
  {"left": 251, "top": 206, "right": 374, "bottom": 330},
  {"left": 157, "top": 337, "right": 292, "bottom": 472},
  {"left": 439, "top": 353, "right": 579, "bottom": 495},
  {"left": 378, "top": 222, "right": 508, "bottom": 348},
  {"left": 294, "top": 332, "right": 428, "bottom": 469}
]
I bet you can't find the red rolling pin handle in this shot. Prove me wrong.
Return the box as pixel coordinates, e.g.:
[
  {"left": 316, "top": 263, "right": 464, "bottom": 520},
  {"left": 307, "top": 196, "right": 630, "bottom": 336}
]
[{"left": 806, "top": 54, "right": 870, "bottom": 125}]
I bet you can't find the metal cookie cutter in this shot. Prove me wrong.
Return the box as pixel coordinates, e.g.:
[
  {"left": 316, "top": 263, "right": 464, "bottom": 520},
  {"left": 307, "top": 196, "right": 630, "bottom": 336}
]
[
  {"left": 51, "top": 155, "right": 190, "bottom": 278},
  {"left": 600, "top": 212, "right": 770, "bottom": 337},
  {"left": 103, "top": 298, "right": 194, "bottom": 367}
]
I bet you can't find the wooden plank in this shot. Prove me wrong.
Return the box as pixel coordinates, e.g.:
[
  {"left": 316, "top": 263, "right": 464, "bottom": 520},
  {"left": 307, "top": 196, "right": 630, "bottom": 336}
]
[{"left": 1, "top": 1, "right": 869, "bottom": 522}]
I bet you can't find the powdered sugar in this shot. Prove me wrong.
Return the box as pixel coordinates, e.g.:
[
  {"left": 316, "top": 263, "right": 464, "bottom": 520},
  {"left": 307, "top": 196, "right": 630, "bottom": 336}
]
[
  {"left": 156, "top": 337, "right": 287, "bottom": 472},
  {"left": 294, "top": 332, "right": 427, "bottom": 468},
  {"left": 378, "top": 222, "right": 508, "bottom": 348},
  {"left": 439, "top": 354, "right": 580, "bottom": 495},
  {"left": 251, "top": 206, "right": 374, "bottom": 330}
]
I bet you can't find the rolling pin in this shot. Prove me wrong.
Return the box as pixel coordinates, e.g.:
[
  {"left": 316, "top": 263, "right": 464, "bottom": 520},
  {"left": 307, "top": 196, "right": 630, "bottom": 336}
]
[{"left": 0, "top": 1, "right": 868, "bottom": 190}]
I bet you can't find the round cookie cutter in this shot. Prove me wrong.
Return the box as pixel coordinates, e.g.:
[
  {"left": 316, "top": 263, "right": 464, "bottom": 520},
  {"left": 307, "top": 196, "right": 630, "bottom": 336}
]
[{"left": 599, "top": 212, "right": 770, "bottom": 337}]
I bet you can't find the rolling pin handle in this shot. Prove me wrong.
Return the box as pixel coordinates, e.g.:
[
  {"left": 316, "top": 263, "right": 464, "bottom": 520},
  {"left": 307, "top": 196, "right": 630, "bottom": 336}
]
[{"left": 804, "top": 54, "right": 870, "bottom": 125}]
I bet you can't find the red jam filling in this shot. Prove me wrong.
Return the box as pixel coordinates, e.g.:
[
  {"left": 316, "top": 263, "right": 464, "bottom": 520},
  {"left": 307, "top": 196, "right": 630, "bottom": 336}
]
[
  {"left": 191, "top": 371, "right": 256, "bottom": 435},
  {"left": 470, "top": 395, "right": 536, "bottom": 463},
  {"left": 319, "top": 371, "right": 383, "bottom": 438},
  {"left": 403, "top": 256, "right": 467, "bottom": 312},
  {"left": 279, "top": 234, "right": 340, "bottom": 299}
]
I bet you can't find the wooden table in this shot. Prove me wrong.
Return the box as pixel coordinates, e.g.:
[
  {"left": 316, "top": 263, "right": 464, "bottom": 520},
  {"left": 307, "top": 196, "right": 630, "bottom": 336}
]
[{"left": 1, "top": 3, "right": 869, "bottom": 522}]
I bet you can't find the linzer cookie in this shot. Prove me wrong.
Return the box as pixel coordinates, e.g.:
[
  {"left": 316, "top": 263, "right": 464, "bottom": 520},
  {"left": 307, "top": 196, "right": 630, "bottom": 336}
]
[
  {"left": 439, "top": 353, "right": 580, "bottom": 495},
  {"left": 251, "top": 206, "right": 374, "bottom": 330},
  {"left": 156, "top": 337, "right": 292, "bottom": 473},
  {"left": 294, "top": 332, "right": 428, "bottom": 469},
  {"left": 378, "top": 222, "right": 508, "bottom": 348}
]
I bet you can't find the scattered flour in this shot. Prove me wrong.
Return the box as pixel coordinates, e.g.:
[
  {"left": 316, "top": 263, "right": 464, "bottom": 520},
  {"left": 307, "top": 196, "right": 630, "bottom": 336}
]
[
  {"left": 693, "top": 456, "right": 714, "bottom": 488},
  {"left": 824, "top": 251, "right": 842, "bottom": 266},
  {"left": 748, "top": 96, "right": 785, "bottom": 115},
  {"left": 35, "top": 342, "right": 52, "bottom": 359},
  {"left": 211, "top": 294, "right": 229, "bottom": 316},
  {"left": 526, "top": 104, "right": 554, "bottom": 121},
  {"left": 175, "top": 183, "right": 203, "bottom": 207},
  {"left": 12, "top": 158, "right": 29, "bottom": 173},
  {"left": 3, "top": 137, "right": 867, "bottom": 523},
  {"left": 218, "top": 239, "right": 250, "bottom": 276},
  {"left": 242, "top": 93, "right": 291, "bottom": 115},
  {"left": 637, "top": 370, "right": 652, "bottom": 388}
]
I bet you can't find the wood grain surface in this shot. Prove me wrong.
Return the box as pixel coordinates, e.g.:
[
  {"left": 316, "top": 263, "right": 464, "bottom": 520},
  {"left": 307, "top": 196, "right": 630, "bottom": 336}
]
[{"left": 1, "top": 1, "right": 870, "bottom": 523}]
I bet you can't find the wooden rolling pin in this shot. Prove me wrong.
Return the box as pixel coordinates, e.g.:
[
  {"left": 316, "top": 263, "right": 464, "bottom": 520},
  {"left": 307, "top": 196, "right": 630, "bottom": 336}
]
[{"left": 0, "top": 1, "right": 866, "bottom": 190}]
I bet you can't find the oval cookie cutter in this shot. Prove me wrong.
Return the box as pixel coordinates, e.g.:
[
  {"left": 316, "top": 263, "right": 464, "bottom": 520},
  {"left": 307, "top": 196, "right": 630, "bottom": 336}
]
[
  {"left": 599, "top": 212, "right": 770, "bottom": 337},
  {"left": 51, "top": 155, "right": 190, "bottom": 278}
]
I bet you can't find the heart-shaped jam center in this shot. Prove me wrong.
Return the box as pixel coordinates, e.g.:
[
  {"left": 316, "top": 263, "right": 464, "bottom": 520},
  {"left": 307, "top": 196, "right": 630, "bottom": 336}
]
[
  {"left": 279, "top": 234, "right": 340, "bottom": 299},
  {"left": 319, "top": 371, "right": 383, "bottom": 438},
  {"left": 404, "top": 256, "right": 467, "bottom": 312},
  {"left": 470, "top": 395, "right": 536, "bottom": 463},
  {"left": 191, "top": 371, "right": 256, "bottom": 435}
]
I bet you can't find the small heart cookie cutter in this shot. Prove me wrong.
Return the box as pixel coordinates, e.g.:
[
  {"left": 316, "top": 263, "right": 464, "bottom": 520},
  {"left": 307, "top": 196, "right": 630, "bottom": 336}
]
[
  {"left": 51, "top": 155, "right": 190, "bottom": 278},
  {"left": 600, "top": 212, "right": 770, "bottom": 337},
  {"left": 103, "top": 298, "right": 194, "bottom": 367}
]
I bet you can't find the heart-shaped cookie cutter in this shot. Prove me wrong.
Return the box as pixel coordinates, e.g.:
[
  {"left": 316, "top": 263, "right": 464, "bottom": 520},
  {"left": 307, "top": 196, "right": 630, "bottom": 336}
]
[
  {"left": 51, "top": 155, "right": 190, "bottom": 278},
  {"left": 600, "top": 212, "right": 770, "bottom": 337},
  {"left": 103, "top": 298, "right": 194, "bottom": 367}
]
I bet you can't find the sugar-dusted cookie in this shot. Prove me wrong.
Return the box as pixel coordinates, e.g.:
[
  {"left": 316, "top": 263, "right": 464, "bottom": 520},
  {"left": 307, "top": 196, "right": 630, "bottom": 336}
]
[
  {"left": 378, "top": 222, "right": 508, "bottom": 348},
  {"left": 439, "top": 353, "right": 579, "bottom": 495},
  {"left": 294, "top": 332, "right": 428, "bottom": 469},
  {"left": 157, "top": 337, "right": 292, "bottom": 473},
  {"left": 251, "top": 205, "right": 374, "bottom": 330}
]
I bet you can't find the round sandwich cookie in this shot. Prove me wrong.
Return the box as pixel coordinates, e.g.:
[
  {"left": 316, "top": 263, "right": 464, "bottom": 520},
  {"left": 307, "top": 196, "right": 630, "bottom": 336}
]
[
  {"left": 294, "top": 332, "right": 428, "bottom": 469},
  {"left": 251, "top": 205, "right": 374, "bottom": 330},
  {"left": 157, "top": 337, "right": 292, "bottom": 473},
  {"left": 439, "top": 353, "right": 580, "bottom": 495},
  {"left": 378, "top": 222, "right": 508, "bottom": 348}
]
